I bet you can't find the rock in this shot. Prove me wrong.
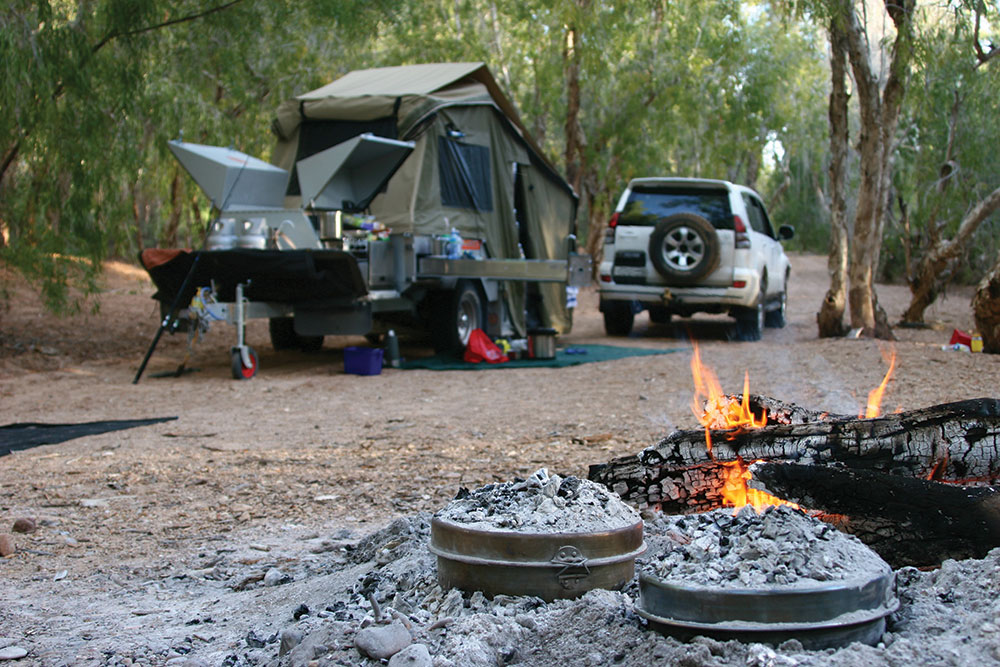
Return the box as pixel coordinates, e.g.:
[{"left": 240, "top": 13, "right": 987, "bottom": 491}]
[
  {"left": 12, "top": 518, "right": 36, "bottom": 534},
  {"left": 292, "top": 604, "right": 309, "bottom": 620},
  {"left": 0, "top": 646, "right": 28, "bottom": 660},
  {"left": 263, "top": 568, "right": 290, "bottom": 586},
  {"left": 354, "top": 620, "right": 411, "bottom": 660},
  {"left": 388, "top": 643, "right": 432, "bottom": 667},
  {"left": 279, "top": 629, "right": 303, "bottom": 656},
  {"left": 79, "top": 498, "right": 109, "bottom": 508},
  {"left": 0, "top": 534, "right": 15, "bottom": 557}
]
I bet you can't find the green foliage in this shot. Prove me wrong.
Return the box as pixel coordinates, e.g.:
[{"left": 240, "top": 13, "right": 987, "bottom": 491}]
[
  {"left": 0, "top": 0, "right": 384, "bottom": 311},
  {"left": 880, "top": 2, "right": 1000, "bottom": 284},
  {"left": 5, "top": 0, "right": 996, "bottom": 315}
]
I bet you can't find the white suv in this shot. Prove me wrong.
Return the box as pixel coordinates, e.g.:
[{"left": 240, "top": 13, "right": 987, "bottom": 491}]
[{"left": 598, "top": 177, "right": 794, "bottom": 341}]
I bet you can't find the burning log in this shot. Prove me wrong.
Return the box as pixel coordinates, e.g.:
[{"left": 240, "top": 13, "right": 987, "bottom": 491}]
[
  {"left": 750, "top": 462, "right": 1000, "bottom": 567},
  {"left": 588, "top": 396, "right": 1000, "bottom": 566},
  {"left": 590, "top": 396, "right": 1000, "bottom": 511}
]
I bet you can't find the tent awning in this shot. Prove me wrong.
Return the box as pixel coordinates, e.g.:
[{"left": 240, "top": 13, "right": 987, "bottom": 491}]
[
  {"left": 167, "top": 140, "right": 288, "bottom": 210},
  {"left": 296, "top": 133, "right": 414, "bottom": 212}
]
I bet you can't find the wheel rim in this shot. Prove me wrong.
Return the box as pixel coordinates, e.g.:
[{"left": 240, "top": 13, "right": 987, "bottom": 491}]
[
  {"left": 457, "top": 291, "right": 481, "bottom": 346},
  {"left": 661, "top": 226, "right": 705, "bottom": 272}
]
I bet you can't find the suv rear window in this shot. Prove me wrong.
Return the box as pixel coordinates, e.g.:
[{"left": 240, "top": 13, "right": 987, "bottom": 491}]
[{"left": 619, "top": 185, "right": 733, "bottom": 230}]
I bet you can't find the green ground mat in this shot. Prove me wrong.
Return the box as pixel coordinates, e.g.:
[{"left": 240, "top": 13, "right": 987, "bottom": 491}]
[{"left": 399, "top": 344, "right": 682, "bottom": 370}]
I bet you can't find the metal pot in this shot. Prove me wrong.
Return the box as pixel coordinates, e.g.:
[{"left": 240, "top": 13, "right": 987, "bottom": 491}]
[
  {"left": 528, "top": 328, "right": 557, "bottom": 360},
  {"left": 235, "top": 218, "right": 269, "bottom": 250},
  {"left": 636, "top": 566, "right": 898, "bottom": 649},
  {"left": 206, "top": 218, "right": 238, "bottom": 250},
  {"left": 430, "top": 516, "right": 645, "bottom": 602}
]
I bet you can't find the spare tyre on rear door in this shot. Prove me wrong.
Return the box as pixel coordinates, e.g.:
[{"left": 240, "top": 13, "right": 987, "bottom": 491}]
[{"left": 647, "top": 213, "right": 720, "bottom": 284}]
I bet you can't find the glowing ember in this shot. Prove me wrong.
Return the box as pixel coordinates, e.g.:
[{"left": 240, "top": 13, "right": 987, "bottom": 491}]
[
  {"left": 689, "top": 344, "right": 794, "bottom": 512},
  {"left": 863, "top": 347, "right": 896, "bottom": 418}
]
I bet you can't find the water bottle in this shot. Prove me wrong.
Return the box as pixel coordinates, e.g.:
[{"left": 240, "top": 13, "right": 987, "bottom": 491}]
[
  {"left": 385, "top": 329, "right": 401, "bottom": 368},
  {"left": 447, "top": 228, "right": 463, "bottom": 259}
]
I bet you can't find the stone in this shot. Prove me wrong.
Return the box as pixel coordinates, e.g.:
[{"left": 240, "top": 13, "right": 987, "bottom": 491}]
[
  {"left": 12, "top": 518, "right": 36, "bottom": 534},
  {"left": 354, "top": 620, "right": 411, "bottom": 660},
  {"left": 388, "top": 643, "right": 432, "bottom": 667},
  {"left": 263, "top": 568, "right": 290, "bottom": 586},
  {"left": 278, "top": 629, "right": 303, "bottom": 656},
  {"left": 0, "top": 646, "right": 28, "bottom": 660},
  {"left": 0, "top": 534, "right": 15, "bottom": 557}
]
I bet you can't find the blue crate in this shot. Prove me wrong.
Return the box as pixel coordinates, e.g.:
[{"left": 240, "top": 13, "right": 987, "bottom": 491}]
[{"left": 344, "top": 346, "right": 383, "bottom": 375}]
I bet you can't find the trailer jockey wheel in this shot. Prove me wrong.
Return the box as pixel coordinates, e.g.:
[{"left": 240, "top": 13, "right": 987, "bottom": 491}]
[{"left": 231, "top": 346, "right": 258, "bottom": 380}]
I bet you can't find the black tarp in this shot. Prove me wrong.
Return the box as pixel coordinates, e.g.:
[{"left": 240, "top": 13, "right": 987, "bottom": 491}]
[
  {"left": 0, "top": 417, "right": 178, "bottom": 456},
  {"left": 141, "top": 248, "right": 368, "bottom": 307}
]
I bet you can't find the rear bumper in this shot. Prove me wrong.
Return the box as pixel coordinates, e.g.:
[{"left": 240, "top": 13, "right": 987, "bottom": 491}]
[{"left": 599, "top": 267, "right": 760, "bottom": 310}]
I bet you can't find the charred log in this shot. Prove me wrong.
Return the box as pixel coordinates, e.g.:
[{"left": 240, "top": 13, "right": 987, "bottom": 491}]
[
  {"left": 750, "top": 462, "right": 1000, "bottom": 568},
  {"left": 589, "top": 397, "right": 1000, "bottom": 514},
  {"left": 588, "top": 396, "right": 1000, "bottom": 567}
]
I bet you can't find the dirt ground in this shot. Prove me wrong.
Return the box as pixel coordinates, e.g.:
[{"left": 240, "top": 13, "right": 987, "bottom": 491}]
[{"left": 1, "top": 252, "right": 999, "bottom": 665}]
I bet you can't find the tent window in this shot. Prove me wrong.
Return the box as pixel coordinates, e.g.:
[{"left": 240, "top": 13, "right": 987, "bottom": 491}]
[{"left": 438, "top": 137, "right": 493, "bottom": 212}]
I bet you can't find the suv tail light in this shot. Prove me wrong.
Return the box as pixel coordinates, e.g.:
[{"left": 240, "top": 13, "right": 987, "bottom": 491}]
[
  {"left": 604, "top": 212, "right": 619, "bottom": 245},
  {"left": 733, "top": 214, "right": 751, "bottom": 249}
]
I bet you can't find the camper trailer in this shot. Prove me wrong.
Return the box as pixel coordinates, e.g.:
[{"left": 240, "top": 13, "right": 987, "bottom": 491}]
[{"left": 140, "top": 63, "right": 589, "bottom": 379}]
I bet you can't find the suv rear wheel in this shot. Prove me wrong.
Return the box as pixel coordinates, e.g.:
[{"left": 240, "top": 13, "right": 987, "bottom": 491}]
[
  {"left": 602, "top": 300, "right": 634, "bottom": 336},
  {"left": 648, "top": 213, "right": 721, "bottom": 284},
  {"left": 734, "top": 300, "right": 765, "bottom": 342},
  {"left": 764, "top": 291, "right": 787, "bottom": 328}
]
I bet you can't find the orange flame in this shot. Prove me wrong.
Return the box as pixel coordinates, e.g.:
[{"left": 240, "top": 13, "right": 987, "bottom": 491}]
[
  {"left": 719, "top": 459, "right": 799, "bottom": 512},
  {"left": 689, "top": 344, "right": 794, "bottom": 512},
  {"left": 690, "top": 345, "right": 767, "bottom": 440},
  {"left": 863, "top": 347, "right": 896, "bottom": 418}
]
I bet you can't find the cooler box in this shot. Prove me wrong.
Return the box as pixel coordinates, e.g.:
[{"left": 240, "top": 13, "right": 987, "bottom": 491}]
[{"left": 344, "top": 346, "right": 383, "bottom": 375}]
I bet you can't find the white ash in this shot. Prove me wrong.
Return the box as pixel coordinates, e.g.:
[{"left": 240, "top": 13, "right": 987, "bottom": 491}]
[
  {"left": 434, "top": 468, "right": 640, "bottom": 533},
  {"left": 642, "top": 505, "right": 891, "bottom": 588}
]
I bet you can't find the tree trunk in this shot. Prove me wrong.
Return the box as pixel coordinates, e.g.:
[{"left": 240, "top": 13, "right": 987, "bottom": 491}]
[
  {"left": 973, "top": 254, "right": 1000, "bottom": 353},
  {"left": 161, "top": 168, "right": 183, "bottom": 248},
  {"left": 818, "top": 16, "right": 850, "bottom": 338},
  {"left": 563, "top": 24, "right": 583, "bottom": 196},
  {"left": 903, "top": 185, "right": 1000, "bottom": 324},
  {"left": 840, "top": 0, "right": 914, "bottom": 338}
]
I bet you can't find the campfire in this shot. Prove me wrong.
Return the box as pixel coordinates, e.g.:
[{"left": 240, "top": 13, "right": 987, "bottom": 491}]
[
  {"left": 590, "top": 345, "right": 1000, "bottom": 568},
  {"left": 687, "top": 343, "right": 897, "bottom": 514},
  {"left": 689, "top": 344, "right": 796, "bottom": 513}
]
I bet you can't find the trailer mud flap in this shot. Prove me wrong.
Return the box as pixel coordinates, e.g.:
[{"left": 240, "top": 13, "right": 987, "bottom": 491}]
[{"left": 294, "top": 302, "right": 372, "bottom": 336}]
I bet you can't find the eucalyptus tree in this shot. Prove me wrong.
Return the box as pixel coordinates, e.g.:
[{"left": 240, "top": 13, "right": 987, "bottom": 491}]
[
  {"left": 0, "top": 0, "right": 387, "bottom": 311},
  {"left": 897, "top": 3, "right": 1000, "bottom": 324},
  {"left": 810, "top": 0, "right": 919, "bottom": 339}
]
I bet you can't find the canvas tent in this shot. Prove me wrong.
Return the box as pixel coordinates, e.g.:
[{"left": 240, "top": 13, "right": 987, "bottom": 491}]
[{"left": 270, "top": 62, "right": 579, "bottom": 335}]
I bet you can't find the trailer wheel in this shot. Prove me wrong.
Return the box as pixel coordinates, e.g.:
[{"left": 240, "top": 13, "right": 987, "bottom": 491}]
[
  {"left": 231, "top": 346, "right": 258, "bottom": 380},
  {"left": 432, "top": 280, "right": 484, "bottom": 354}
]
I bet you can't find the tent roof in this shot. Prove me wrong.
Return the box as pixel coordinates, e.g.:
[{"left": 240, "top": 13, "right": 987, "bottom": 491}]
[
  {"left": 300, "top": 62, "right": 487, "bottom": 98},
  {"left": 279, "top": 63, "right": 568, "bottom": 194}
]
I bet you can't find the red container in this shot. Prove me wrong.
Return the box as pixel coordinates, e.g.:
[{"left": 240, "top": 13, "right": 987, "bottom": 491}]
[
  {"left": 344, "top": 346, "right": 383, "bottom": 375},
  {"left": 949, "top": 329, "right": 972, "bottom": 347}
]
